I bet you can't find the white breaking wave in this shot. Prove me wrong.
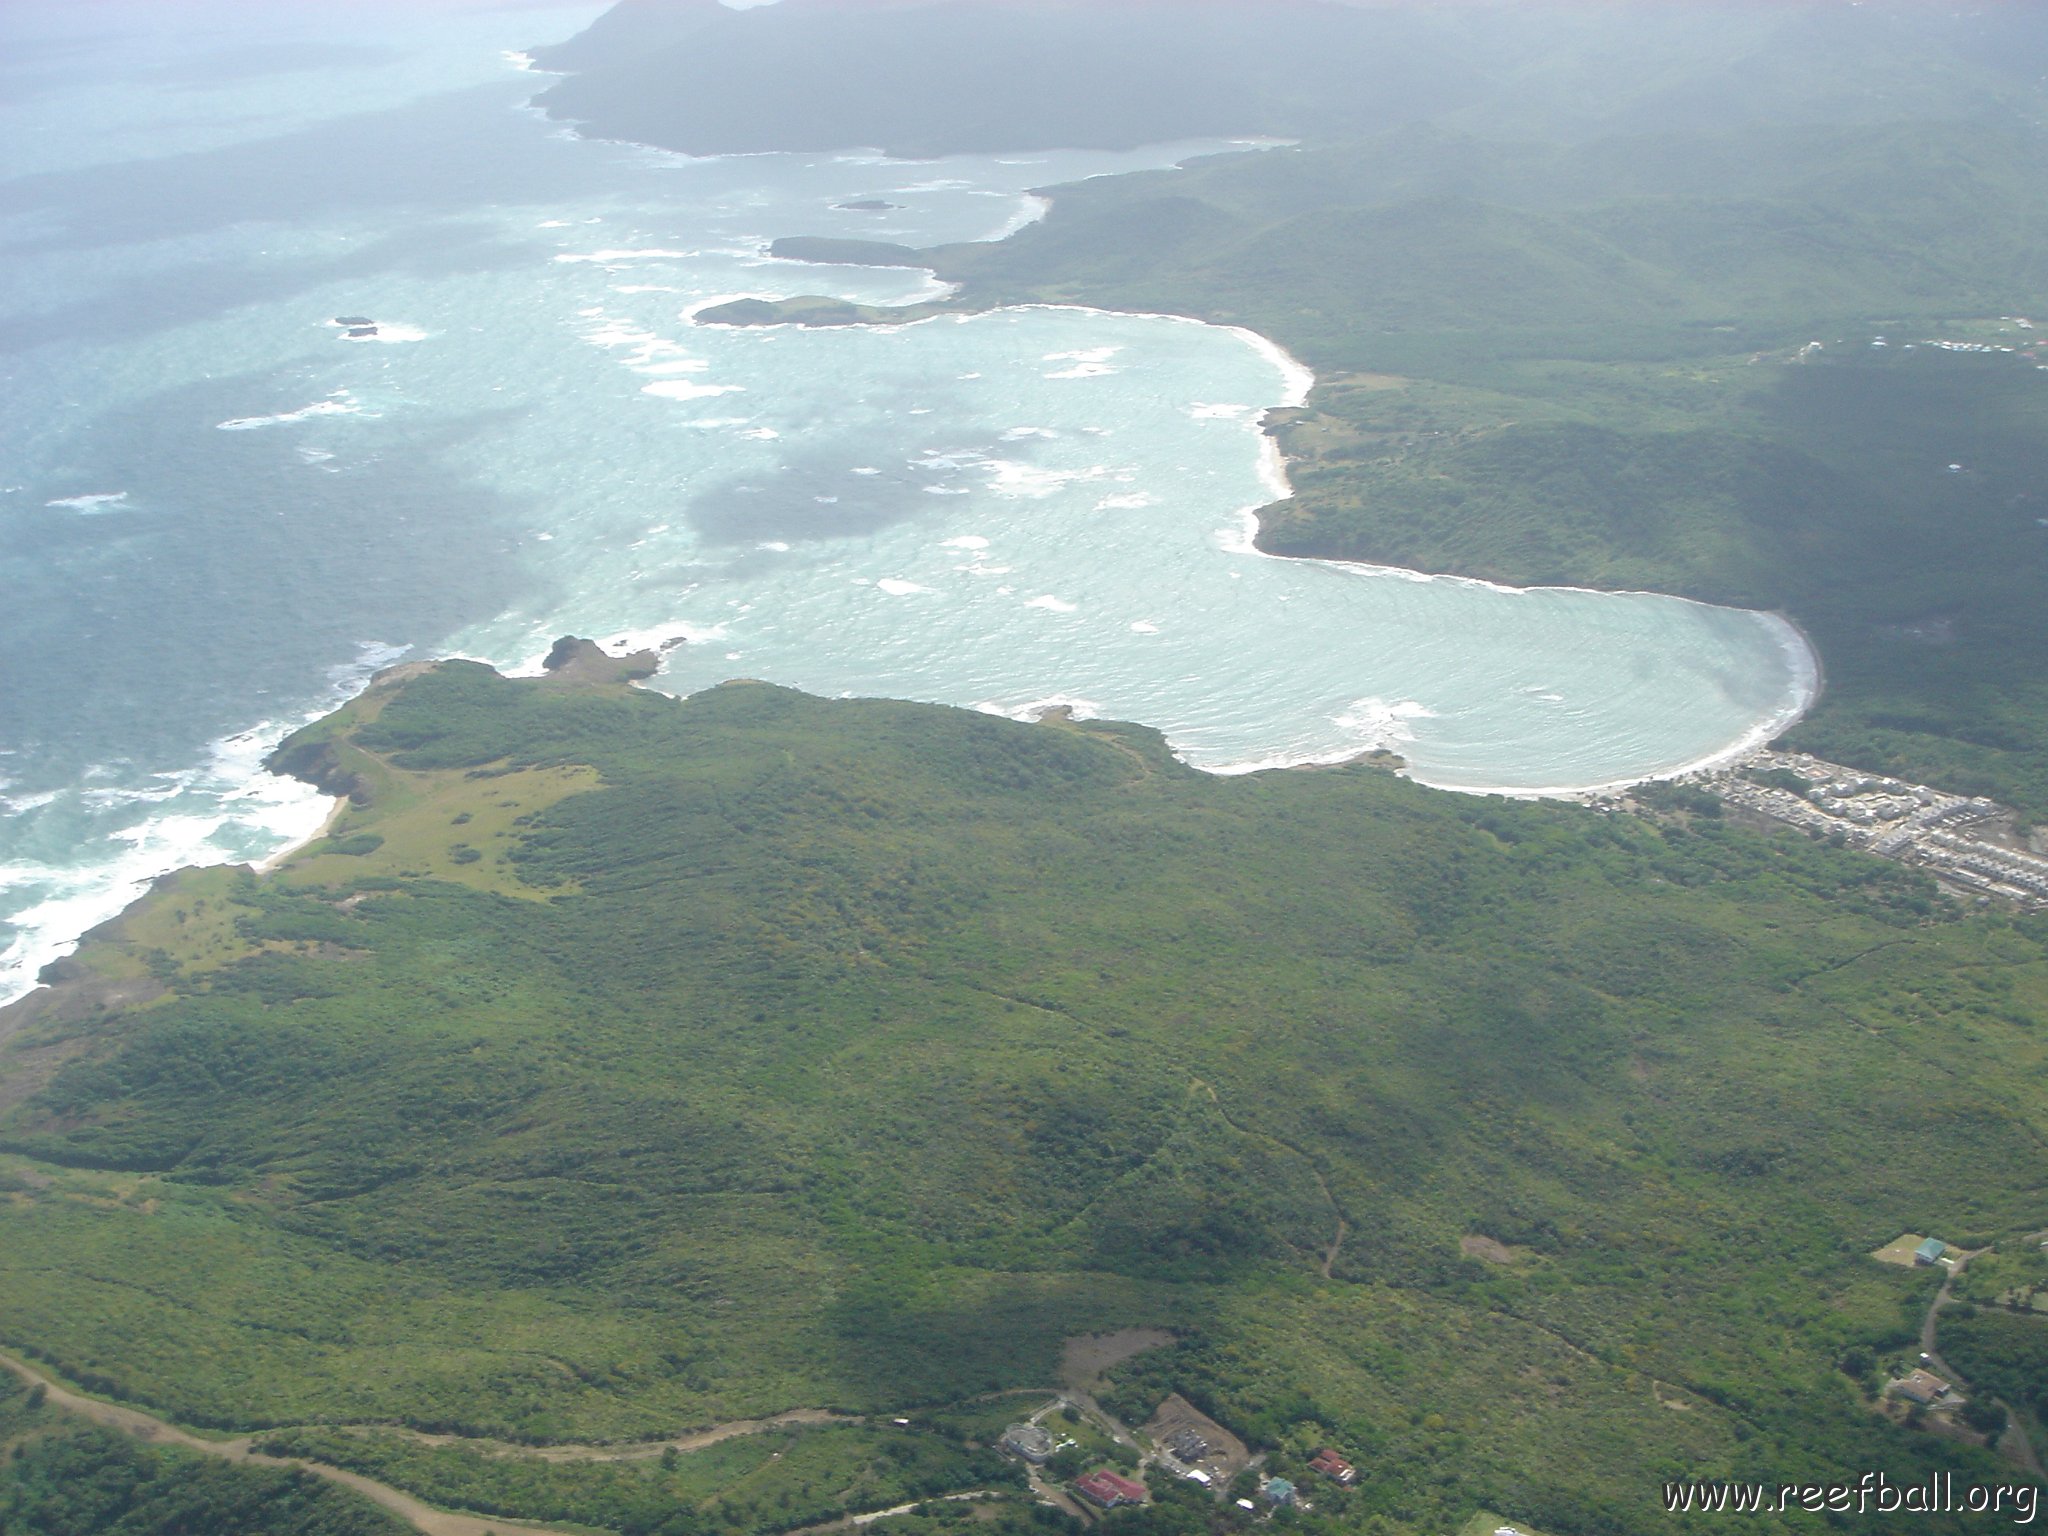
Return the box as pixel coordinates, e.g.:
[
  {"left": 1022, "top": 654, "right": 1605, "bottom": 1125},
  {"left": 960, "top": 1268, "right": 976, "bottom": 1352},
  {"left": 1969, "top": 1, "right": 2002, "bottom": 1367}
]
[
  {"left": 217, "top": 392, "right": 365, "bottom": 431},
  {"left": 982, "top": 459, "right": 1113, "bottom": 498},
  {"left": 1204, "top": 698, "right": 1436, "bottom": 777},
  {"left": 986, "top": 194, "right": 1053, "bottom": 241},
  {"left": 337, "top": 322, "right": 427, "bottom": 345},
  {"left": 44, "top": 492, "right": 130, "bottom": 512},
  {"left": 971, "top": 694, "right": 1103, "bottom": 722},
  {"left": 0, "top": 639, "right": 413, "bottom": 1008}
]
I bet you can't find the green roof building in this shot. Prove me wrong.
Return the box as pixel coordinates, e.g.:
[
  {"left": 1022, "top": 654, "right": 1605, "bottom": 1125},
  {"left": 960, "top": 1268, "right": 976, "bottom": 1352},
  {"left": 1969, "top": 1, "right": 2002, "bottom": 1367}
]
[{"left": 1915, "top": 1237, "right": 1948, "bottom": 1265}]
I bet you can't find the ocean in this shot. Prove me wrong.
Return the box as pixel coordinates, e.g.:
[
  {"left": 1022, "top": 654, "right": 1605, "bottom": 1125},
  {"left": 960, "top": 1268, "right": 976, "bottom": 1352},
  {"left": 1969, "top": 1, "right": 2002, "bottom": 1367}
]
[{"left": 0, "top": 0, "right": 1816, "bottom": 1005}]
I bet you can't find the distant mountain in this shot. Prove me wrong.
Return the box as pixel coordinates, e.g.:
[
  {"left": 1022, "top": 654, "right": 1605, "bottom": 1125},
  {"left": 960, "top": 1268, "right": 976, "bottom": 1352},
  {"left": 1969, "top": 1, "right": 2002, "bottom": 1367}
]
[
  {"left": 531, "top": 0, "right": 2048, "bottom": 157},
  {"left": 530, "top": 0, "right": 1492, "bottom": 156}
]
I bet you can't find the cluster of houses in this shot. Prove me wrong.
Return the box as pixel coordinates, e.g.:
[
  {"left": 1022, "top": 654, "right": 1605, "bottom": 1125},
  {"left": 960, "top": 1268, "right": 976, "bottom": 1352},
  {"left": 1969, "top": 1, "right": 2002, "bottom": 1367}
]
[
  {"left": 1002, "top": 1409, "right": 1360, "bottom": 1520},
  {"left": 1251, "top": 1452, "right": 1357, "bottom": 1510},
  {"left": 1699, "top": 751, "right": 2048, "bottom": 908}
]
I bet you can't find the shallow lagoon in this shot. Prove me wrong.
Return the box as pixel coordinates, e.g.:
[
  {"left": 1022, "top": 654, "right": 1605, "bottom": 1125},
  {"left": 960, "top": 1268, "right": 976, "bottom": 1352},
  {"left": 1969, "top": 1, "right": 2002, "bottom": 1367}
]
[{"left": 0, "top": 2, "right": 1810, "bottom": 1002}]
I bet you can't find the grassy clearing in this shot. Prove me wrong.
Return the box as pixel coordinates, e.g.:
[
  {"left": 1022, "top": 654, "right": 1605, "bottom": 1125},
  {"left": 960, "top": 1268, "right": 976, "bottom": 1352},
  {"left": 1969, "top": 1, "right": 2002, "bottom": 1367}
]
[
  {"left": 281, "top": 761, "right": 604, "bottom": 900},
  {"left": 1870, "top": 1235, "right": 1934, "bottom": 1268}
]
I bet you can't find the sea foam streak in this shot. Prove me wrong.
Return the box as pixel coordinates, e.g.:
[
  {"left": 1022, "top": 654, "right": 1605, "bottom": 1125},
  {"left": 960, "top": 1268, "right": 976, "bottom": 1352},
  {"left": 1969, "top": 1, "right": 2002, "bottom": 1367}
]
[
  {"left": 43, "top": 492, "right": 130, "bottom": 512},
  {"left": 217, "top": 392, "right": 365, "bottom": 431},
  {"left": 0, "top": 642, "right": 411, "bottom": 1006}
]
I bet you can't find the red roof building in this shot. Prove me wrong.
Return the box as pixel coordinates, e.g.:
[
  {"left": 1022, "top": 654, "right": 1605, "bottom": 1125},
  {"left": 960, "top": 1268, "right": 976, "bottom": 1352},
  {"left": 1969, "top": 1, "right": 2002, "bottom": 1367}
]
[
  {"left": 1309, "top": 1449, "right": 1358, "bottom": 1485},
  {"left": 1073, "top": 1470, "right": 1148, "bottom": 1509}
]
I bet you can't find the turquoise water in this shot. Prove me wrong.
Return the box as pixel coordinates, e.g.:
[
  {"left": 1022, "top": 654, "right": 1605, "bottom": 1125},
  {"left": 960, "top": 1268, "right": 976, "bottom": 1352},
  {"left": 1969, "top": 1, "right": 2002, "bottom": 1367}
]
[{"left": 0, "top": 2, "right": 1814, "bottom": 1004}]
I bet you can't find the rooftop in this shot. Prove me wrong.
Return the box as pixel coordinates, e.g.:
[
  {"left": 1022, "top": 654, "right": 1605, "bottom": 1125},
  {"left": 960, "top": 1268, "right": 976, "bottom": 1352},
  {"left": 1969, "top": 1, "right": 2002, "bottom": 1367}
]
[{"left": 1075, "top": 1470, "right": 1148, "bottom": 1506}]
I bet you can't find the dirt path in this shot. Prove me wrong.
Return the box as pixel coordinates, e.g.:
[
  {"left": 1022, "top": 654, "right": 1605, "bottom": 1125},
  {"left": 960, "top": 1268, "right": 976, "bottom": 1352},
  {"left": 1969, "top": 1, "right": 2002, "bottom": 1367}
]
[
  {"left": 0, "top": 1351, "right": 894, "bottom": 1536},
  {"left": 1059, "top": 1331, "right": 1174, "bottom": 1395},
  {"left": 0, "top": 1350, "right": 586, "bottom": 1536},
  {"left": 1188, "top": 1077, "right": 1349, "bottom": 1280},
  {"left": 402, "top": 1407, "right": 858, "bottom": 1463},
  {"left": 1320, "top": 1214, "right": 1348, "bottom": 1279},
  {"left": 1915, "top": 1249, "right": 2046, "bottom": 1480}
]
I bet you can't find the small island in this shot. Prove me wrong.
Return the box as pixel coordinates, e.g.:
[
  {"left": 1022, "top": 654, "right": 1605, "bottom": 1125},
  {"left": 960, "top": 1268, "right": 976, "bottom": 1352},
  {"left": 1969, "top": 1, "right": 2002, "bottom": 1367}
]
[
  {"left": 833, "top": 199, "right": 902, "bottom": 212},
  {"left": 539, "top": 634, "right": 662, "bottom": 686}
]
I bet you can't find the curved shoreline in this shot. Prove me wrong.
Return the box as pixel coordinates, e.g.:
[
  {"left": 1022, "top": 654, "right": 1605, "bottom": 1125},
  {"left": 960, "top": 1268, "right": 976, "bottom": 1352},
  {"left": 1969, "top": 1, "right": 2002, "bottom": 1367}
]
[
  {"left": 674, "top": 277, "right": 1821, "bottom": 797},
  {"left": 0, "top": 114, "right": 1821, "bottom": 1010},
  {"left": 525, "top": 27, "right": 1823, "bottom": 796}
]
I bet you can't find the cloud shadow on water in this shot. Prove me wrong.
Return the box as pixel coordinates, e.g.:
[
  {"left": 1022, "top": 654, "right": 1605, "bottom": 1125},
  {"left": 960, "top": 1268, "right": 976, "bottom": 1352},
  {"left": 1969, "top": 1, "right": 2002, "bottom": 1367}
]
[
  {"left": 0, "top": 369, "right": 552, "bottom": 774},
  {"left": 0, "top": 81, "right": 644, "bottom": 255},
  {"left": 0, "top": 221, "right": 537, "bottom": 356}
]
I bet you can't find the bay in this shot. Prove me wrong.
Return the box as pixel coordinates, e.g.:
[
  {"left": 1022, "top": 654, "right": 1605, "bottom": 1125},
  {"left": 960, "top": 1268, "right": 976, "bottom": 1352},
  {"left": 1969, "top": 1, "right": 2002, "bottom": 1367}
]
[{"left": 0, "top": 1, "right": 1813, "bottom": 1004}]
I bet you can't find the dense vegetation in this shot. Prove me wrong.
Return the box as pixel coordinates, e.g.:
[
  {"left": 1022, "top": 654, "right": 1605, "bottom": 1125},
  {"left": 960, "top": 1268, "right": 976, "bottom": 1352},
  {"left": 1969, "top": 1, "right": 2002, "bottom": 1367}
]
[
  {"left": 2, "top": 662, "right": 2043, "bottom": 1532},
  {"left": 916, "top": 121, "right": 2048, "bottom": 814},
  {"left": 532, "top": 2, "right": 2048, "bottom": 159},
  {"left": 0, "top": 1377, "right": 403, "bottom": 1536}
]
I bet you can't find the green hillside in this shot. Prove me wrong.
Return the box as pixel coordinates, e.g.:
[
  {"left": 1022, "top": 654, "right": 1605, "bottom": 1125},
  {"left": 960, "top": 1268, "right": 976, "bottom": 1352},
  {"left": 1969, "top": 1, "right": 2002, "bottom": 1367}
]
[
  {"left": 530, "top": 2, "right": 2048, "bottom": 159},
  {"left": 0, "top": 1375, "right": 405, "bottom": 1536},
  {"left": 911, "top": 121, "right": 2048, "bottom": 814},
  {"left": 1, "top": 661, "right": 2043, "bottom": 1532}
]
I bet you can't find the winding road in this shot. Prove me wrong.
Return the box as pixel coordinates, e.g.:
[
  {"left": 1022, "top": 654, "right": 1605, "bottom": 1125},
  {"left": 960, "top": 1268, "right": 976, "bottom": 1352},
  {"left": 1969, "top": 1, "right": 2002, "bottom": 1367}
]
[
  {"left": 1914, "top": 1247, "right": 2045, "bottom": 1480},
  {"left": 0, "top": 1351, "right": 996, "bottom": 1536}
]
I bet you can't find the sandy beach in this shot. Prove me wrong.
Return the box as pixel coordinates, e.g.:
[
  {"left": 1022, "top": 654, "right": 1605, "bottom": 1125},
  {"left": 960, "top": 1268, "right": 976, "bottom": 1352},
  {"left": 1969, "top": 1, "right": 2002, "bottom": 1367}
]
[{"left": 255, "top": 794, "right": 347, "bottom": 873}]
